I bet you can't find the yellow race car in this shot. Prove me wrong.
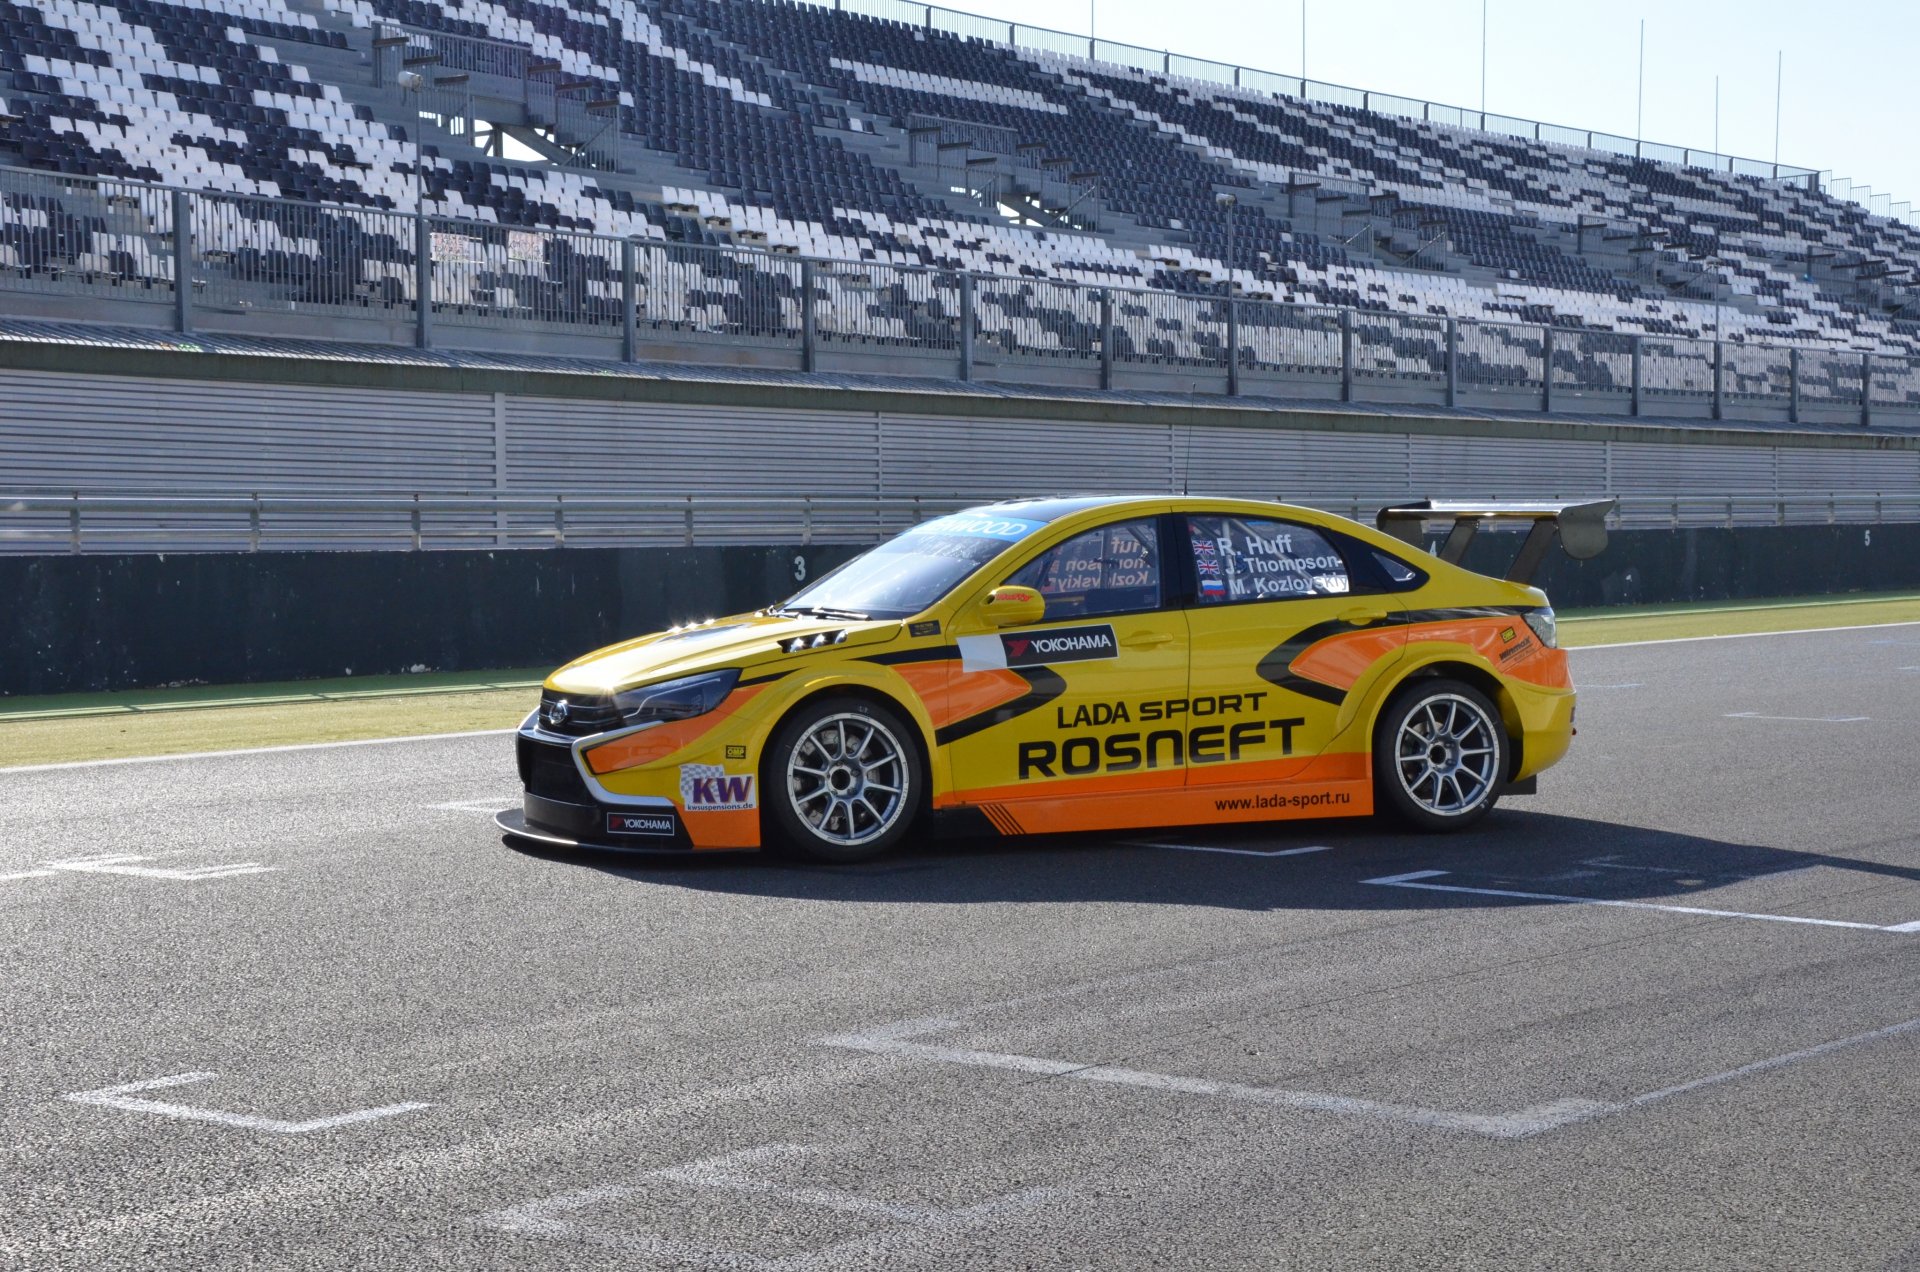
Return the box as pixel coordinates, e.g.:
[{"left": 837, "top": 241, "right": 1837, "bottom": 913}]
[{"left": 499, "top": 495, "right": 1609, "bottom": 862}]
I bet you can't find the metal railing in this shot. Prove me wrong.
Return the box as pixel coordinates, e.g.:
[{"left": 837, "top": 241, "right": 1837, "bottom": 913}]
[
  {"left": 817, "top": 0, "right": 1826, "bottom": 189},
  {"left": 3, "top": 165, "right": 1917, "bottom": 427},
  {"left": 3, "top": 492, "right": 1916, "bottom": 556}
]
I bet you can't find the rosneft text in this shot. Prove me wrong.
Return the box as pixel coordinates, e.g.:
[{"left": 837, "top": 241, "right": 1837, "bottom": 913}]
[{"left": 1018, "top": 716, "right": 1306, "bottom": 779}]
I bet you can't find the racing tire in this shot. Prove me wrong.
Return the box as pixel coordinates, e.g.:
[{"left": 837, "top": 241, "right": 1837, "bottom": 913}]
[
  {"left": 1373, "top": 678, "right": 1507, "bottom": 832},
  {"left": 763, "top": 696, "right": 922, "bottom": 863}
]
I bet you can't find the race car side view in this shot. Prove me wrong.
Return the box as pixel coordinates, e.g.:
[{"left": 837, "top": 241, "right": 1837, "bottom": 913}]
[{"left": 498, "top": 495, "right": 1611, "bottom": 862}]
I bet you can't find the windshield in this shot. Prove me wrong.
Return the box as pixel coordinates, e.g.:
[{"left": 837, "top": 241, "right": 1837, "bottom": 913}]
[{"left": 777, "top": 512, "right": 1047, "bottom": 619}]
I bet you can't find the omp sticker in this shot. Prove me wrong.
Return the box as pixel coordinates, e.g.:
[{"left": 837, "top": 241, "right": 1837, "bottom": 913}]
[{"left": 681, "top": 763, "right": 757, "bottom": 811}]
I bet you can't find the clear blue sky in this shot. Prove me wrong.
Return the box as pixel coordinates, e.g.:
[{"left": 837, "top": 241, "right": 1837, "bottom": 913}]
[{"left": 841, "top": 0, "right": 1917, "bottom": 217}]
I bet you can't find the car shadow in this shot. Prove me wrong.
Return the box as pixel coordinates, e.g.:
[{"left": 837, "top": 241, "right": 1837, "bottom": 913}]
[{"left": 501, "top": 808, "right": 1920, "bottom": 916}]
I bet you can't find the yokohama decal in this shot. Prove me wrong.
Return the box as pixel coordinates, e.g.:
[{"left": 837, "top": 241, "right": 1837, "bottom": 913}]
[{"left": 958, "top": 625, "right": 1118, "bottom": 672}]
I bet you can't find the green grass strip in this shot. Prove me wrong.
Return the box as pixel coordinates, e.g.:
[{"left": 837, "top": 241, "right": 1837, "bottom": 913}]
[
  {"left": 6, "top": 593, "right": 1920, "bottom": 768},
  {"left": 1561, "top": 593, "right": 1920, "bottom": 647},
  {"left": 0, "top": 667, "right": 548, "bottom": 722}
]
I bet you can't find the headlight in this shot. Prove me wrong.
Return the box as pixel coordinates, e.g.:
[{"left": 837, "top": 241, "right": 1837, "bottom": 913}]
[
  {"left": 612, "top": 669, "right": 739, "bottom": 724},
  {"left": 1523, "top": 607, "right": 1558, "bottom": 649}
]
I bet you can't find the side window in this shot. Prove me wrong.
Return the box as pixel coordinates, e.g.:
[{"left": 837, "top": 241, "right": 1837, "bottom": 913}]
[
  {"left": 1371, "top": 549, "right": 1424, "bottom": 588},
  {"left": 1007, "top": 518, "right": 1162, "bottom": 619},
  {"left": 1187, "top": 516, "right": 1351, "bottom": 604}
]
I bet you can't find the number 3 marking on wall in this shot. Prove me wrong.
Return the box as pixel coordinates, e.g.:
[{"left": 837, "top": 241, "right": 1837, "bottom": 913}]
[{"left": 793, "top": 555, "right": 807, "bottom": 581}]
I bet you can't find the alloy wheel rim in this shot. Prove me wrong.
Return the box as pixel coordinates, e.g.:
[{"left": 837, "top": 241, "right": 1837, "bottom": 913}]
[
  {"left": 1394, "top": 693, "right": 1499, "bottom": 817},
  {"left": 785, "top": 712, "right": 910, "bottom": 846}
]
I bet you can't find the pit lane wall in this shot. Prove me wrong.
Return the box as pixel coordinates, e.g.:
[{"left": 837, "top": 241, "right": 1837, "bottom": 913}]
[
  {"left": 3, "top": 333, "right": 1920, "bottom": 694},
  {"left": 5, "top": 525, "right": 1920, "bottom": 696}
]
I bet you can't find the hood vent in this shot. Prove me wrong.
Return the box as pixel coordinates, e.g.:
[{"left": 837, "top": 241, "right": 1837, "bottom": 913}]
[{"left": 780, "top": 630, "right": 848, "bottom": 654}]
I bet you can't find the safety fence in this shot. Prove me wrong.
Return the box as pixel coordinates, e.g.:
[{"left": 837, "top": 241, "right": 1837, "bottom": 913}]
[
  {"left": 3, "top": 492, "right": 1917, "bottom": 556},
  {"left": 825, "top": 0, "right": 1825, "bottom": 187},
  {"left": 3, "top": 165, "right": 1918, "bottom": 426}
]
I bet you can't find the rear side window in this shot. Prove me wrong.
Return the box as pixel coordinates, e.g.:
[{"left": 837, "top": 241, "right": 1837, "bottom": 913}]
[
  {"left": 1007, "top": 518, "right": 1162, "bottom": 618},
  {"left": 1186, "top": 516, "right": 1351, "bottom": 604},
  {"left": 1372, "top": 550, "right": 1423, "bottom": 586}
]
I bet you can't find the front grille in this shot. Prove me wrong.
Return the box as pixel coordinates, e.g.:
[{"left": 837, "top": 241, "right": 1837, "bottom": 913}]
[
  {"left": 517, "top": 735, "right": 594, "bottom": 804},
  {"left": 538, "top": 690, "right": 623, "bottom": 736}
]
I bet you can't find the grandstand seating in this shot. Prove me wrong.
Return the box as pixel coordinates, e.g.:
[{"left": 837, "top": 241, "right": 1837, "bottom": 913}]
[{"left": 1, "top": 0, "right": 1916, "bottom": 392}]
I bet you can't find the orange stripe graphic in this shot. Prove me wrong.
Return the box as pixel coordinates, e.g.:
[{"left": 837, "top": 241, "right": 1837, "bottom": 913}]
[
  {"left": 910, "top": 666, "right": 1032, "bottom": 731},
  {"left": 1290, "top": 629, "right": 1406, "bottom": 690}
]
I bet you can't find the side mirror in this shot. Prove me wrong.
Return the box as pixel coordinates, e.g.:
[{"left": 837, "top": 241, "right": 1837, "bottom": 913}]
[{"left": 981, "top": 585, "right": 1045, "bottom": 628}]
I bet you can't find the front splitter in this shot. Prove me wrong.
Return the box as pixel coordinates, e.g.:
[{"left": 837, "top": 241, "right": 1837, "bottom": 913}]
[{"left": 494, "top": 808, "right": 753, "bottom": 856}]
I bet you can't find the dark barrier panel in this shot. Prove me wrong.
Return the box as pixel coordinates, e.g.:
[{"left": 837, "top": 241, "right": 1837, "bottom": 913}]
[
  {"left": 4, "top": 525, "right": 1918, "bottom": 696},
  {"left": 1, "top": 544, "right": 861, "bottom": 697},
  {"left": 1453, "top": 522, "right": 1920, "bottom": 609}
]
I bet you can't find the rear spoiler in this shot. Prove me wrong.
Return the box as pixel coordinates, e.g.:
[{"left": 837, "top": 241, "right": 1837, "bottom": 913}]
[{"left": 1375, "top": 498, "right": 1617, "bottom": 585}]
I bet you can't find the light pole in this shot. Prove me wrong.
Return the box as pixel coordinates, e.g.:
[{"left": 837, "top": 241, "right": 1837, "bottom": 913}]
[
  {"left": 1216, "top": 191, "right": 1237, "bottom": 290},
  {"left": 397, "top": 69, "right": 426, "bottom": 211},
  {"left": 1687, "top": 250, "right": 1727, "bottom": 339}
]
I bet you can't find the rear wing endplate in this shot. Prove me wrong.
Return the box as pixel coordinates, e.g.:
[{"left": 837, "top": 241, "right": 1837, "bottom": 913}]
[{"left": 1375, "top": 498, "right": 1618, "bottom": 585}]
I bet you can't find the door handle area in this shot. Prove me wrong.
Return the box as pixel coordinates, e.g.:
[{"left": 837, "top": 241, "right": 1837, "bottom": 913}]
[
  {"left": 1339, "top": 605, "right": 1389, "bottom": 626},
  {"left": 1122, "top": 631, "right": 1175, "bottom": 648}
]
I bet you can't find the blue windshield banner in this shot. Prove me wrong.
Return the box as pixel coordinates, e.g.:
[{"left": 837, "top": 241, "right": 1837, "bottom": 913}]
[{"left": 903, "top": 514, "right": 1046, "bottom": 541}]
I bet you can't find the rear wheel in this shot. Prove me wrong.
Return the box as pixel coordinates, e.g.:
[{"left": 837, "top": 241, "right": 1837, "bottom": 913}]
[
  {"left": 1373, "top": 678, "right": 1507, "bottom": 831},
  {"left": 764, "top": 697, "right": 920, "bottom": 863}
]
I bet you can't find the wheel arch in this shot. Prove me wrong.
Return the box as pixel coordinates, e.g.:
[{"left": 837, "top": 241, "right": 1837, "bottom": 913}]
[
  {"left": 756, "top": 679, "right": 937, "bottom": 812},
  {"left": 1374, "top": 658, "right": 1526, "bottom": 780}
]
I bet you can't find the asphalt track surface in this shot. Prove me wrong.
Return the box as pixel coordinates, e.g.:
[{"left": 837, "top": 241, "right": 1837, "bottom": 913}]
[{"left": 3, "top": 628, "right": 1918, "bottom": 1271}]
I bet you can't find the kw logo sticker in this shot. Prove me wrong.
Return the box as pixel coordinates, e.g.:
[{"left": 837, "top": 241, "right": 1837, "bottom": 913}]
[{"left": 681, "top": 763, "right": 757, "bottom": 811}]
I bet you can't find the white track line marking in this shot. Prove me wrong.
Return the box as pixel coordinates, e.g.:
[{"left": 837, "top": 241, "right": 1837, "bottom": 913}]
[
  {"left": 1126, "top": 842, "right": 1334, "bottom": 858},
  {"left": 0, "top": 728, "right": 515, "bottom": 775},
  {"left": 3, "top": 853, "right": 277, "bottom": 885},
  {"left": 1362, "top": 869, "right": 1913, "bottom": 932},
  {"left": 64, "top": 1072, "right": 433, "bottom": 1134},
  {"left": 820, "top": 1016, "right": 1920, "bottom": 1140},
  {"left": 1581, "top": 857, "right": 1695, "bottom": 875},
  {"left": 427, "top": 796, "right": 518, "bottom": 814},
  {"left": 817, "top": 1019, "right": 1612, "bottom": 1139},
  {"left": 1628, "top": 1016, "right": 1920, "bottom": 1106},
  {"left": 476, "top": 1144, "right": 1070, "bottom": 1268},
  {"left": 1570, "top": 618, "right": 1920, "bottom": 651},
  {"left": 1725, "top": 712, "right": 1871, "bottom": 723},
  {"left": 39, "top": 853, "right": 277, "bottom": 880}
]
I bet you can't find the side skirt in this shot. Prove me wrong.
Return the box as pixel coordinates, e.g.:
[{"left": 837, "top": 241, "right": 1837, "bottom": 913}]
[{"left": 945, "top": 778, "right": 1376, "bottom": 838}]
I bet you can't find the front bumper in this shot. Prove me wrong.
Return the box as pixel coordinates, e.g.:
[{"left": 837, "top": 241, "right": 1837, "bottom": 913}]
[{"left": 508, "top": 722, "right": 758, "bottom": 854}]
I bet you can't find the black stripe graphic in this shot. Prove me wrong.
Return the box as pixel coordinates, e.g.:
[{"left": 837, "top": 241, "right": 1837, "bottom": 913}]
[
  {"left": 868, "top": 646, "right": 964, "bottom": 666},
  {"left": 1256, "top": 617, "right": 1373, "bottom": 706}
]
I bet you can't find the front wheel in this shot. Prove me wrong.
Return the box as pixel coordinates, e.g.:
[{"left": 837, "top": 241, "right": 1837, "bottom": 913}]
[
  {"left": 764, "top": 697, "right": 921, "bottom": 862},
  {"left": 1373, "top": 678, "right": 1507, "bottom": 831}
]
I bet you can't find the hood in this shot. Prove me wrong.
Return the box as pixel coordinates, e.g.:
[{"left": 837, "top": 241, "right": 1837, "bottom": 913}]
[{"left": 546, "top": 612, "right": 904, "bottom": 695}]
